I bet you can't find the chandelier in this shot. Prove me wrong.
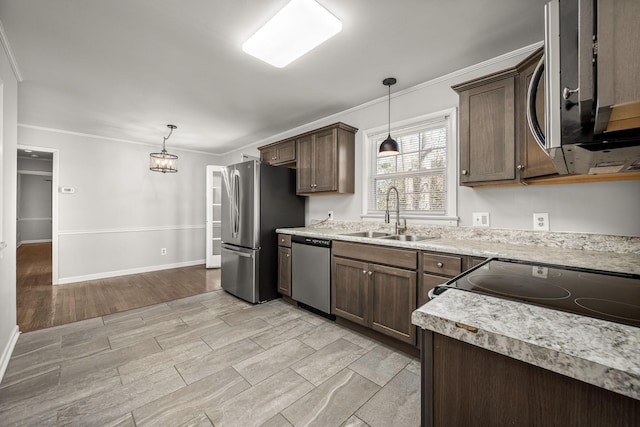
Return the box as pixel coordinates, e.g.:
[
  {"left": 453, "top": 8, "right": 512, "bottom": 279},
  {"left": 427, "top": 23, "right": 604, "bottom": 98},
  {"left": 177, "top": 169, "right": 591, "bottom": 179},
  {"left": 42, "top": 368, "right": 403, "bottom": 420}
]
[{"left": 149, "top": 124, "right": 178, "bottom": 173}]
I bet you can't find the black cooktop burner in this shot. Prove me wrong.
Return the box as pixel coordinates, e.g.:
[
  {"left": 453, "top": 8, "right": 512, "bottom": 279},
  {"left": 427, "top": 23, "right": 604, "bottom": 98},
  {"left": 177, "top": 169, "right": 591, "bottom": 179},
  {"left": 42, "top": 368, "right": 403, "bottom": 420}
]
[
  {"left": 435, "top": 258, "right": 640, "bottom": 327},
  {"left": 467, "top": 274, "right": 572, "bottom": 300}
]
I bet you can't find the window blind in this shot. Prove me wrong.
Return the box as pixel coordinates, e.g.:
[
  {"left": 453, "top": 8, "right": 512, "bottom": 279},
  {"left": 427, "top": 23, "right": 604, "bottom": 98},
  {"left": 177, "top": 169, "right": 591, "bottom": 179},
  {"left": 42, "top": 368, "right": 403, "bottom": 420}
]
[{"left": 367, "top": 117, "right": 449, "bottom": 216}]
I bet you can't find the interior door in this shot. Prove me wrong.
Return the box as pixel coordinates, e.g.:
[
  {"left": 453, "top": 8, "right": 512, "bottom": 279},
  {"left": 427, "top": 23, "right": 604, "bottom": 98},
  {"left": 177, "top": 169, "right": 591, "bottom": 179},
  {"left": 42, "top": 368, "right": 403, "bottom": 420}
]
[{"left": 205, "top": 165, "right": 222, "bottom": 268}]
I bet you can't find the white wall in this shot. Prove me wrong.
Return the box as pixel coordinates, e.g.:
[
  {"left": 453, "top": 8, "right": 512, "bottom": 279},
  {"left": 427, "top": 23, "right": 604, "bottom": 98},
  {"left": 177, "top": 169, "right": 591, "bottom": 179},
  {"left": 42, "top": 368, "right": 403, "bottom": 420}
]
[
  {"left": 18, "top": 126, "right": 222, "bottom": 283},
  {"left": 0, "top": 33, "right": 19, "bottom": 380},
  {"left": 221, "top": 44, "right": 640, "bottom": 237}
]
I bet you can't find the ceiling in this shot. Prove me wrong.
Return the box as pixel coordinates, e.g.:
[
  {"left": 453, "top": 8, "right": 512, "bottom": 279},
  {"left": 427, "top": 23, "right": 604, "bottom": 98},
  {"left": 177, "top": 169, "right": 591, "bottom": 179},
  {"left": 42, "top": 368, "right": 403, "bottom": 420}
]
[
  {"left": 0, "top": 0, "right": 549, "bottom": 154},
  {"left": 17, "top": 149, "right": 53, "bottom": 160}
]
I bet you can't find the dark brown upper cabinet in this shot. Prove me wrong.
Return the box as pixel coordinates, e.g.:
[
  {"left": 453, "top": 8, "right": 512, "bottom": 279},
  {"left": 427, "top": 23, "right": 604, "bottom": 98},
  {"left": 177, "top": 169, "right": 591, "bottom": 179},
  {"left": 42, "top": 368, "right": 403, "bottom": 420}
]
[
  {"left": 258, "top": 122, "right": 357, "bottom": 196},
  {"left": 453, "top": 48, "right": 557, "bottom": 186},
  {"left": 295, "top": 123, "right": 356, "bottom": 196},
  {"left": 259, "top": 140, "right": 296, "bottom": 166}
]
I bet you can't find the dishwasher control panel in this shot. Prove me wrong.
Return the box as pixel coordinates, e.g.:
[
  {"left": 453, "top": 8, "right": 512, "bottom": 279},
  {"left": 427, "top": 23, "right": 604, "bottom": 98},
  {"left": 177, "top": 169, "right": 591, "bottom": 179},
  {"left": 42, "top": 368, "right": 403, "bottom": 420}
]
[{"left": 291, "top": 236, "right": 332, "bottom": 248}]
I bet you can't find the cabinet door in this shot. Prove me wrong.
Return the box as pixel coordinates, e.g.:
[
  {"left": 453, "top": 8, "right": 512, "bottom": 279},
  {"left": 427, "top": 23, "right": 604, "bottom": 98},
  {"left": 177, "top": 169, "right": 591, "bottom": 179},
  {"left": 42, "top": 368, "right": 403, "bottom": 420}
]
[
  {"left": 296, "top": 135, "right": 314, "bottom": 194},
  {"left": 594, "top": 0, "right": 640, "bottom": 133},
  {"left": 519, "top": 55, "right": 557, "bottom": 179},
  {"left": 331, "top": 257, "right": 369, "bottom": 326},
  {"left": 260, "top": 147, "right": 278, "bottom": 165},
  {"left": 277, "top": 246, "right": 291, "bottom": 296},
  {"left": 312, "top": 128, "right": 337, "bottom": 192},
  {"left": 370, "top": 264, "right": 417, "bottom": 345},
  {"left": 277, "top": 140, "right": 296, "bottom": 164},
  {"left": 459, "top": 77, "right": 516, "bottom": 183}
]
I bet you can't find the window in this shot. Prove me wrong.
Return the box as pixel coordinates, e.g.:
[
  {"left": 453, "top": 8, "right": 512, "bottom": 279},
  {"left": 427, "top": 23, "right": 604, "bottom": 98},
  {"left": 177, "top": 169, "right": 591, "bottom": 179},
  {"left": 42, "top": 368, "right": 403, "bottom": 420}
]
[{"left": 363, "top": 109, "right": 457, "bottom": 224}]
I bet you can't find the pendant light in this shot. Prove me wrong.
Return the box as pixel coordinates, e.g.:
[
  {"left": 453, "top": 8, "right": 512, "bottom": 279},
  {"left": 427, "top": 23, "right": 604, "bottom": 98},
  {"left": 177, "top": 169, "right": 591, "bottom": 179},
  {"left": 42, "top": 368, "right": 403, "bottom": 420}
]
[
  {"left": 150, "top": 124, "right": 178, "bottom": 173},
  {"left": 379, "top": 77, "right": 399, "bottom": 156}
]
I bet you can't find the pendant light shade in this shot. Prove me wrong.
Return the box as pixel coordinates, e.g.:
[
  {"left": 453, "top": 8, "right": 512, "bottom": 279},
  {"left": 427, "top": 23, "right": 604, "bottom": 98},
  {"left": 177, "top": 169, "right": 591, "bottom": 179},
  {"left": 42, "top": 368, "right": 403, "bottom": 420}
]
[
  {"left": 150, "top": 124, "right": 178, "bottom": 173},
  {"left": 379, "top": 77, "right": 399, "bottom": 156}
]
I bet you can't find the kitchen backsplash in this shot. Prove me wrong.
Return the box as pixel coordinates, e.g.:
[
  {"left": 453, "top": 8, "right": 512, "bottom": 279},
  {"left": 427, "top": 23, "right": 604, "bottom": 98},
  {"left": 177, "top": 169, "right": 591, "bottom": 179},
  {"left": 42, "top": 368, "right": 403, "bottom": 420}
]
[{"left": 306, "top": 220, "right": 640, "bottom": 254}]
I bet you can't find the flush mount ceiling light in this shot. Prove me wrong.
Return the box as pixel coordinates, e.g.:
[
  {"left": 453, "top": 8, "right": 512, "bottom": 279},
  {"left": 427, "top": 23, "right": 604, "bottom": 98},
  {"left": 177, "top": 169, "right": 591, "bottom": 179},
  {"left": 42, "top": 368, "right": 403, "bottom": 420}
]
[
  {"left": 242, "top": 0, "right": 342, "bottom": 68},
  {"left": 149, "top": 124, "right": 178, "bottom": 173},
  {"left": 379, "top": 77, "right": 399, "bottom": 156}
]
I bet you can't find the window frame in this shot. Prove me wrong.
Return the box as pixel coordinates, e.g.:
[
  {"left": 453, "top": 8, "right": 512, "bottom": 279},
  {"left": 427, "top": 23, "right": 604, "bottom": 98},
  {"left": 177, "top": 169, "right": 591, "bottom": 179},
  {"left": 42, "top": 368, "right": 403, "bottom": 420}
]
[{"left": 361, "top": 108, "right": 458, "bottom": 225}]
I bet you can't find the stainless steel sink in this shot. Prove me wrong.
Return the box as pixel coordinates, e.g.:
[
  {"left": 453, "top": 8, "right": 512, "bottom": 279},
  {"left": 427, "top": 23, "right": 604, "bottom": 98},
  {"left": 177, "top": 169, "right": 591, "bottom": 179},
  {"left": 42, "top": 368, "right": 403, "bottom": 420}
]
[
  {"left": 378, "top": 234, "right": 436, "bottom": 242},
  {"left": 340, "top": 231, "right": 393, "bottom": 238}
]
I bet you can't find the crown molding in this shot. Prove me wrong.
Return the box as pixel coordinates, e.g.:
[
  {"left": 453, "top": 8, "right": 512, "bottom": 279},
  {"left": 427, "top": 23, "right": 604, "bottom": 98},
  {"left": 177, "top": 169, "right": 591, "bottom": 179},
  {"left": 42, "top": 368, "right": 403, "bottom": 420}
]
[
  {"left": 220, "top": 41, "right": 544, "bottom": 157},
  {"left": 0, "top": 20, "right": 24, "bottom": 82},
  {"left": 17, "top": 124, "right": 221, "bottom": 156}
]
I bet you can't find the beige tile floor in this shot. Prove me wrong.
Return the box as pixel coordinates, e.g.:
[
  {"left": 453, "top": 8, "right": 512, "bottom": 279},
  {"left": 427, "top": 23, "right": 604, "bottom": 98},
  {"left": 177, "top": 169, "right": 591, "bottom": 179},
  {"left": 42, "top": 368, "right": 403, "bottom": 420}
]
[{"left": 0, "top": 290, "right": 421, "bottom": 426}]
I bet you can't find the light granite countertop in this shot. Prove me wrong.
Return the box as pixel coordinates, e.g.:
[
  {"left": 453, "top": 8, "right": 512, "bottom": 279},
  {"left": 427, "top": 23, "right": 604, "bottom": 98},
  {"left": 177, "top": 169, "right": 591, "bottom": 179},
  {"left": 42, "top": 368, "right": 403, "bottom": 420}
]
[
  {"left": 277, "top": 224, "right": 640, "bottom": 400},
  {"left": 411, "top": 290, "right": 640, "bottom": 400},
  {"left": 276, "top": 226, "right": 640, "bottom": 274}
]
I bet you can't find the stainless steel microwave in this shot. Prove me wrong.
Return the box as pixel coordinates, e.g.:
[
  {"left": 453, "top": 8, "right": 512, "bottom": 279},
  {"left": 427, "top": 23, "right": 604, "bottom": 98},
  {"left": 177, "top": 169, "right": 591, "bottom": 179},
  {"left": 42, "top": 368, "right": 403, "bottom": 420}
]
[{"left": 526, "top": 0, "right": 640, "bottom": 175}]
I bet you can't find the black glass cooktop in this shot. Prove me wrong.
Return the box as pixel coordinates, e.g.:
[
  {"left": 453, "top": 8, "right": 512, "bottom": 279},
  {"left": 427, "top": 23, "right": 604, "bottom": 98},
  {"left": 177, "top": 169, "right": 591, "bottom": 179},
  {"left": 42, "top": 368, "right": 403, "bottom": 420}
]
[{"left": 434, "top": 258, "right": 640, "bottom": 328}]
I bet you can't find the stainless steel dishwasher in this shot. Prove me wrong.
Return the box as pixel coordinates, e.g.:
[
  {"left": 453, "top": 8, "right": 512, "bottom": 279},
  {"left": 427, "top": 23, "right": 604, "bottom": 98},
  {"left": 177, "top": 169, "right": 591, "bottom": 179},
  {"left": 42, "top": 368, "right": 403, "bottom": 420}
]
[{"left": 291, "top": 236, "right": 332, "bottom": 317}]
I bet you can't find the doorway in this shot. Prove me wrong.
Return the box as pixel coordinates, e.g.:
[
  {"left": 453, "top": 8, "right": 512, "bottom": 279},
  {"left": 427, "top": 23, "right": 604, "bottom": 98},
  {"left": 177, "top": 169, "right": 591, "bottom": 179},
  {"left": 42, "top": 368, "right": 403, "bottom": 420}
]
[{"left": 15, "top": 145, "right": 59, "bottom": 282}]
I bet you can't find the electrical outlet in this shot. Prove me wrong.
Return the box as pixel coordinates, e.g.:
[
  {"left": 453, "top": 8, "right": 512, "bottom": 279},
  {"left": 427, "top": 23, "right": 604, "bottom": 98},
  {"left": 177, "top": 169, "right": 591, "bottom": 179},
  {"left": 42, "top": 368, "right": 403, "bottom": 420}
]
[
  {"left": 161, "top": 248, "right": 167, "bottom": 255},
  {"left": 472, "top": 212, "right": 490, "bottom": 227},
  {"left": 533, "top": 213, "right": 550, "bottom": 231},
  {"left": 327, "top": 211, "right": 334, "bottom": 220}
]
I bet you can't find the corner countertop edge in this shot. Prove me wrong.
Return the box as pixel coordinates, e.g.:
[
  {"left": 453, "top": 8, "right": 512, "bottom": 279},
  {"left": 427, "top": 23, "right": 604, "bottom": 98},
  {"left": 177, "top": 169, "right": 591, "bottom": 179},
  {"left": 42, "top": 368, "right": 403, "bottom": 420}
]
[{"left": 412, "top": 290, "right": 640, "bottom": 401}]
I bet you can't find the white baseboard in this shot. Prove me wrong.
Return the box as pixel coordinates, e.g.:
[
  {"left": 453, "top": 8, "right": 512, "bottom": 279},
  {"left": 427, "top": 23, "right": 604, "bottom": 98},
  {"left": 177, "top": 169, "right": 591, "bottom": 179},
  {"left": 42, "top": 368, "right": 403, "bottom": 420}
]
[
  {"left": 0, "top": 326, "right": 20, "bottom": 383},
  {"left": 56, "top": 259, "right": 206, "bottom": 285},
  {"left": 17, "top": 239, "right": 52, "bottom": 248}
]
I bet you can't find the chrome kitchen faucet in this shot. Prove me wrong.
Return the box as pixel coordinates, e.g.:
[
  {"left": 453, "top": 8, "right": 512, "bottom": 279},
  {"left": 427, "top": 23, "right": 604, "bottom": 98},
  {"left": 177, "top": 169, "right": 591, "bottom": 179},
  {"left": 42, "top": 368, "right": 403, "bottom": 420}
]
[{"left": 385, "top": 186, "right": 407, "bottom": 235}]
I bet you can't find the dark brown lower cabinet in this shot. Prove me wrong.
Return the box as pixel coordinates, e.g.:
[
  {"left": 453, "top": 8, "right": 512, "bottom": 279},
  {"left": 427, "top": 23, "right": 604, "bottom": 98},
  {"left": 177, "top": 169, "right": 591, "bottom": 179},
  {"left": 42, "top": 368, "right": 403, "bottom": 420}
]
[
  {"left": 331, "top": 257, "right": 369, "bottom": 326},
  {"left": 332, "top": 255, "right": 417, "bottom": 345},
  {"left": 421, "top": 330, "right": 640, "bottom": 427},
  {"left": 370, "top": 264, "right": 416, "bottom": 344},
  {"left": 277, "top": 246, "right": 291, "bottom": 296}
]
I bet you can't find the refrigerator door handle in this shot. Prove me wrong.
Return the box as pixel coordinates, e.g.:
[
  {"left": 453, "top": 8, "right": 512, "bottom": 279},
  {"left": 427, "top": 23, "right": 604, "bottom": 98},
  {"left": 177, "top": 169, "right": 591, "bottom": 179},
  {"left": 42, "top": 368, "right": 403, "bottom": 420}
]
[
  {"left": 221, "top": 244, "right": 254, "bottom": 258},
  {"left": 234, "top": 173, "right": 241, "bottom": 237}
]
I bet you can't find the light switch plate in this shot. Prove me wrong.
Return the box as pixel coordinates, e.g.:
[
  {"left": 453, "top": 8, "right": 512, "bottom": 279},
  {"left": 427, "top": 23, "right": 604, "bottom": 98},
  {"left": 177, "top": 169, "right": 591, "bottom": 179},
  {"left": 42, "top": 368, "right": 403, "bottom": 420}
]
[
  {"left": 60, "top": 187, "right": 75, "bottom": 194},
  {"left": 472, "top": 212, "right": 490, "bottom": 227},
  {"left": 533, "top": 213, "right": 550, "bottom": 231}
]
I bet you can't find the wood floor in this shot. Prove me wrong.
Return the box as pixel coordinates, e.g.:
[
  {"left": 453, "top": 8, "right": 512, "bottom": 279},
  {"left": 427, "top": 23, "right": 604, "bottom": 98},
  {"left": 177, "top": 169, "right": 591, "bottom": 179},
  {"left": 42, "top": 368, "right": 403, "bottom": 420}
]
[{"left": 17, "top": 243, "right": 221, "bottom": 333}]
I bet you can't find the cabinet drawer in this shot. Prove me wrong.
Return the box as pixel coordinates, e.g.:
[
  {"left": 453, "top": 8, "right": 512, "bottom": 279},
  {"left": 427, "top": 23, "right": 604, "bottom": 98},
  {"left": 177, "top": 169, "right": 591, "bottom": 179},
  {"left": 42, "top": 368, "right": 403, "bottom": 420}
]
[
  {"left": 422, "top": 252, "right": 463, "bottom": 277},
  {"left": 278, "top": 234, "right": 291, "bottom": 248},
  {"left": 333, "top": 241, "right": 417, "bottom": 270}
]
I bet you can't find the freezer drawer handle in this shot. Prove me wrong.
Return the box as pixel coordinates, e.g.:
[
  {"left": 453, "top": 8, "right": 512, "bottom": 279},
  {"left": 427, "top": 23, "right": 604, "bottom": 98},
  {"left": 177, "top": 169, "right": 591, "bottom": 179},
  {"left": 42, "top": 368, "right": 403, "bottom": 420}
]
[{"left": 222, "top": 245, "right": 254, "bottom": 258}]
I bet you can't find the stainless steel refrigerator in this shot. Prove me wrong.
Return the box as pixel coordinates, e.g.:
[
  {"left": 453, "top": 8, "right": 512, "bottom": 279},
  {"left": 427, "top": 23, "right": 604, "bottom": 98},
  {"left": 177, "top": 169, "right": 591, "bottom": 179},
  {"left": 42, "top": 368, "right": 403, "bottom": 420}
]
[{"left": 221, "top": 160, "right": 305, "bottom": 303}]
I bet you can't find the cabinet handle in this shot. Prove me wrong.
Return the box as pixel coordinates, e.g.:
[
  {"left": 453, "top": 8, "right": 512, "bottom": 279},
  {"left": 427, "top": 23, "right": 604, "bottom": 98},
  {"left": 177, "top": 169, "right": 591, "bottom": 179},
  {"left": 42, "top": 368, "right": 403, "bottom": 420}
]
[
  {"left": 368, "top": 271, "right": 373, "bottom": 276},
  {"left": 437, "top": 262, "right": 444, "bottom": 268},
  {"left": 461, "top": 170, "right": 468, "bottom": 175},
  {"left": 286, "top": 254, "right": 290, "bottom": 257},
  {"left": 362, "top": 270, "right": 367, "bottom": 274},
  {"left": 517, "top": 164, "right": 525, "bottom": 170}
]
